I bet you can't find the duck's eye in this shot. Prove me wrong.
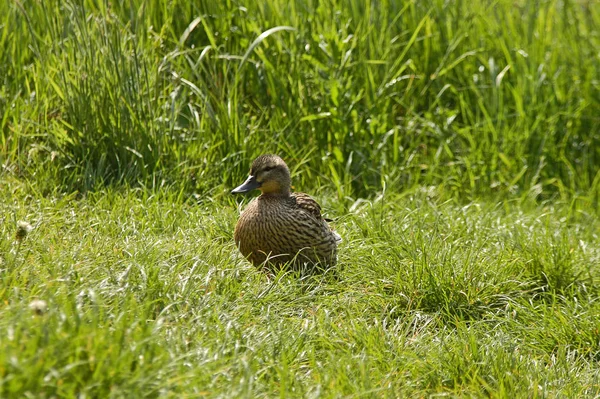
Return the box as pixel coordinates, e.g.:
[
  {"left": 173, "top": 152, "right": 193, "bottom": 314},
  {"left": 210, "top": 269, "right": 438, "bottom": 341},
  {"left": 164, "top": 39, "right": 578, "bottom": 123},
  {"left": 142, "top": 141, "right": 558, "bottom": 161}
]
[{"left": 263, "top": 166, "right": 275, "bottom": 172}]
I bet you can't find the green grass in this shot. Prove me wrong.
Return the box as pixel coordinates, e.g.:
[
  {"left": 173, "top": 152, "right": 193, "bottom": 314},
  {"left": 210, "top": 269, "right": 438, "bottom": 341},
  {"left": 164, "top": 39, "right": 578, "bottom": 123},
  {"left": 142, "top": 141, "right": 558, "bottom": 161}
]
[
  {"left": 2, "top": 0, "right": 599, "bottom": 202},
  {"left": 1, "top": 181, "right": 600, "bottom": 397},
  {"left": 2, "top": 0, "right": 600, "bottom": 397}
]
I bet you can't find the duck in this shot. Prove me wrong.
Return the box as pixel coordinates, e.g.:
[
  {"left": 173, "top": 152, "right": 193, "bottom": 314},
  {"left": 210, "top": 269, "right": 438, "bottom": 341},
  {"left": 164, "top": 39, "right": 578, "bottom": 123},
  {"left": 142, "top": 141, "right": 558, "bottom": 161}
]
[{"left": 231, "top": 154, "right": 341, "bottom": 272}]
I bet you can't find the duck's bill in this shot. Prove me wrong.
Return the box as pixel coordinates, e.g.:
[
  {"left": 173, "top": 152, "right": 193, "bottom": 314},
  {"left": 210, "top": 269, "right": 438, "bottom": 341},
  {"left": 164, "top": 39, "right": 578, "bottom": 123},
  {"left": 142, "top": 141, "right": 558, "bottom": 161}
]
[{"left": 231, "top": 175, "right": 261, "bottom": 194}]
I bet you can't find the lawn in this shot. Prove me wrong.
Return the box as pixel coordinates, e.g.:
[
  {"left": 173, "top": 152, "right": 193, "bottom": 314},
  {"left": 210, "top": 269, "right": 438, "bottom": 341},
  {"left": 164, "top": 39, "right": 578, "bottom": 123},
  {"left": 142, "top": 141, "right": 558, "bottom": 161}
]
[
  {"left": 1, "top": 0, "right": 600, "bottom": 397},
  {"left": 2, "top": 183, "right": 599, "bottom": 397}
]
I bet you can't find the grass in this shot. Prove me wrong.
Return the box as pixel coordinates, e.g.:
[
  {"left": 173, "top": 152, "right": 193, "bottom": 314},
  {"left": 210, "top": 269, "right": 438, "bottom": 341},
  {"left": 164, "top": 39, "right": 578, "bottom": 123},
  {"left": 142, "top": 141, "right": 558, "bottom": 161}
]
[
  {"left": 1, "top": 0, "right": 599, "bottom": 202},
  {"left": 1, "top": 180, "right": 600, "bottom": 397},
  {"left": 1, "top": 0, "right": 600, "bottom": 397}
]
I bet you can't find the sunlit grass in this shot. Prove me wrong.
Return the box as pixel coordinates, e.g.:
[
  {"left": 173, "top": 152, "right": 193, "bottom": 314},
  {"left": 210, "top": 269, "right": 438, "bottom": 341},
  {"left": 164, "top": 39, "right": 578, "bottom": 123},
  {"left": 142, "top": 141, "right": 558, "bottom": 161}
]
[{"left": 1, "top": 182, "right": 599, "bottom": 397}]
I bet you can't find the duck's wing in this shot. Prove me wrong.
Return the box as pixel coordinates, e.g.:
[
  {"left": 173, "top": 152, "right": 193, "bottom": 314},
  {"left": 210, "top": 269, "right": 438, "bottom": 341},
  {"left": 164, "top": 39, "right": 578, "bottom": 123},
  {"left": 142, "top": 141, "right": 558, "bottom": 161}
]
[
  {"left": 291, "top": 192, "right": 324, "bottom": 220},
  {"left": 292, "top": 192, "right": 343, "bottom": 243}
]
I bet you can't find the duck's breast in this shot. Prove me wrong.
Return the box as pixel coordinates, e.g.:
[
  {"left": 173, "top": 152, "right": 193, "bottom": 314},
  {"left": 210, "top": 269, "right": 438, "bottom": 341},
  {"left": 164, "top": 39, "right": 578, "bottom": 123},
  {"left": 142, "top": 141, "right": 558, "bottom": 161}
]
[{"left": 234, "top": 196, "right": 337, "bottom": 265}]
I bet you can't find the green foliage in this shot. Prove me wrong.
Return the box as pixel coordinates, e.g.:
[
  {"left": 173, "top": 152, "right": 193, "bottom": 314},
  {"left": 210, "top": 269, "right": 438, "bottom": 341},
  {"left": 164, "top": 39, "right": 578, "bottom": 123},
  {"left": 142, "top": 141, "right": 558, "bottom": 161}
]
[{"left": 1, "top": 0, "right": 599, "bottom": 203}]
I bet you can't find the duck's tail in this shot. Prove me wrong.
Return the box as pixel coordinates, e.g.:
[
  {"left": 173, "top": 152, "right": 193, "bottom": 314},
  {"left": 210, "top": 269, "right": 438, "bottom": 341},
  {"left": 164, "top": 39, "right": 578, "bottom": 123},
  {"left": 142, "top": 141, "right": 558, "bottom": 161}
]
[{"left": 333, "top": 231, "right": 343, "bottom": 243}]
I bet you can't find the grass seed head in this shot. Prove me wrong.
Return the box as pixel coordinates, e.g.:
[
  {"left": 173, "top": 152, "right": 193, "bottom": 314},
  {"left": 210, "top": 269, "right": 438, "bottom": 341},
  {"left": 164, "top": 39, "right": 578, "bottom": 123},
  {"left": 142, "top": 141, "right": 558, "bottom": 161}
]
[
  {"left": 16, "top": 221, "right": 33, "bottom": 242},
  {"left": 28, "top": 299, "right": 48, "bottom": 315}
]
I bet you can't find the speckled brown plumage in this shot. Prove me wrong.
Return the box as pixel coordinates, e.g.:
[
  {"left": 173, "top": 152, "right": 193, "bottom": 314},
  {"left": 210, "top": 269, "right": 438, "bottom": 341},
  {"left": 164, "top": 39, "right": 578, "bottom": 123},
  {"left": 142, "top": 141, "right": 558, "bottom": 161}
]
[{"left": 232, "top": 154, "right": 341, "bottom": 271}]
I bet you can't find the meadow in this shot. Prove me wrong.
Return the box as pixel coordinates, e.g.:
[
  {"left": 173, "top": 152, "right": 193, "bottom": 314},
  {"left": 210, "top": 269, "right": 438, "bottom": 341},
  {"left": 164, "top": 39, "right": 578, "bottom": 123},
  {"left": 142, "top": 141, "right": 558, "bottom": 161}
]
[{"left": 1, "top": 0, "right": 600, "bottom": 397}]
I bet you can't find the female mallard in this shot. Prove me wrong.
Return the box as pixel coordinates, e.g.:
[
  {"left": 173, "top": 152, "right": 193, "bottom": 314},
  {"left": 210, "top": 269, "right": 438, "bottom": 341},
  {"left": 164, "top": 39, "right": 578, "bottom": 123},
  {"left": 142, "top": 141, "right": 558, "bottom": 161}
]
[{"left": 232, "top": 154, "right": 341, "bottom": 271}]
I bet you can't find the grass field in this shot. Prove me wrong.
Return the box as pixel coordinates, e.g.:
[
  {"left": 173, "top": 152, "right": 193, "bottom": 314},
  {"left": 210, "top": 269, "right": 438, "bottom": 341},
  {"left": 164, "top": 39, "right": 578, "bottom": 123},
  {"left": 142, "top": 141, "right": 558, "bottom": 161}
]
[{"left": 2, "top": 0, "right": 600, "bottom": 397}]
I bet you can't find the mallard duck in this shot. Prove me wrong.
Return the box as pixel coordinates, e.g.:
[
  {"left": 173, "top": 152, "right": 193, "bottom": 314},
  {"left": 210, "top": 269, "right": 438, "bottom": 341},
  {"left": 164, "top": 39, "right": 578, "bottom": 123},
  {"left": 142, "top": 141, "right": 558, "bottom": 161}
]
[{"left": 232, "top": 154, "right": 341, "bottom": 271}]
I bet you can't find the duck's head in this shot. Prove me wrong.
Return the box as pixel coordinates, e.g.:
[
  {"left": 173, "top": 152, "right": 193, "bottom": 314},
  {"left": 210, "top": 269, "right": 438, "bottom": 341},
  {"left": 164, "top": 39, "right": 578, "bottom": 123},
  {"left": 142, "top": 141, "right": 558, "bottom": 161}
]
[{"left": 231, "top": 154, "right": 291, "bottom": 196}]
